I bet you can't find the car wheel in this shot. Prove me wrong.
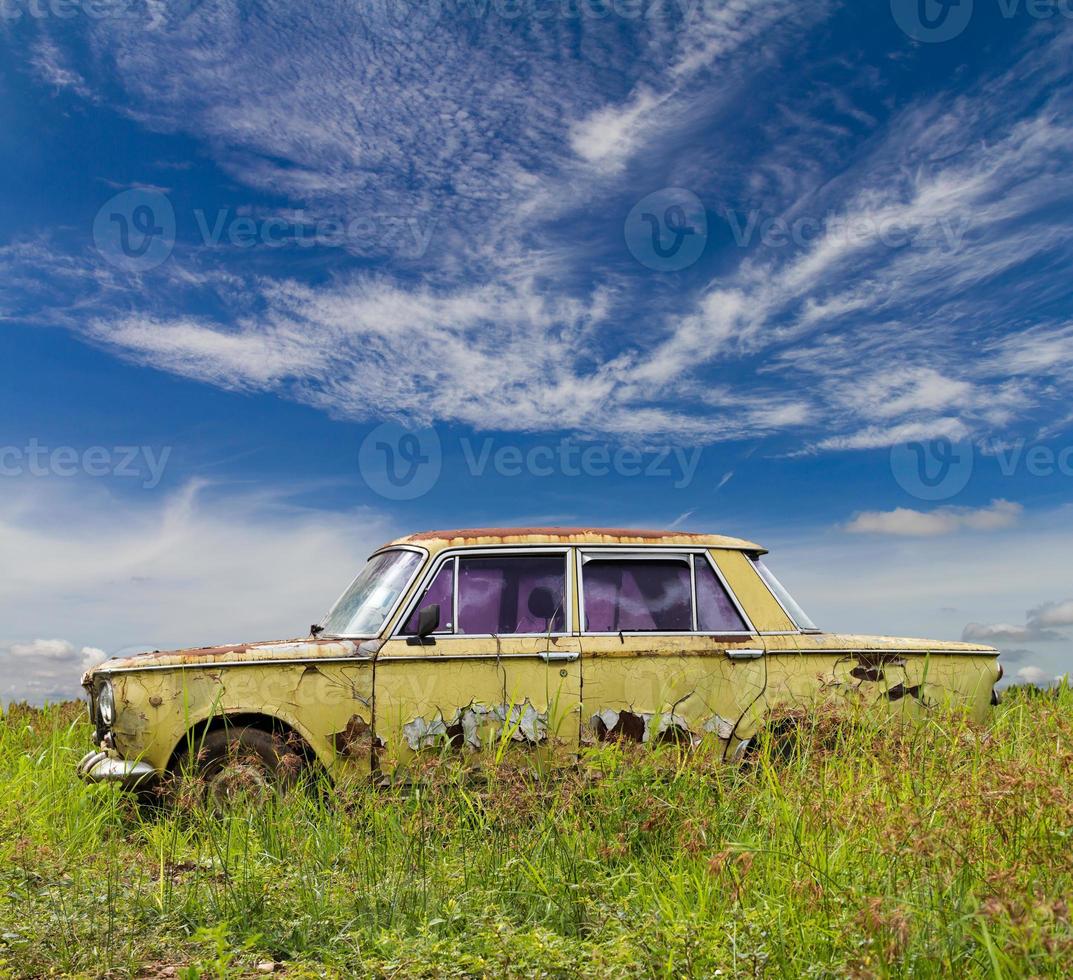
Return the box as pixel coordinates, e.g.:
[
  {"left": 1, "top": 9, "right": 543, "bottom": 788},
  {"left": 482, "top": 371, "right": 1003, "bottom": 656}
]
[{"left": 187, "top": 726, "right": 304, "bottom": 809}]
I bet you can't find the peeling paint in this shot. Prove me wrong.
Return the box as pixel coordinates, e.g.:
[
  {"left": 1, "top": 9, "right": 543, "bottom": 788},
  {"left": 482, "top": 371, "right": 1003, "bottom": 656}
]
[
  {"left": 702, "top": 714, "right": 737, "bottom": 740},
  {"left": 402, "top": 701, "right": 549, "bottom": 751},
  {"left": 591, "top": 709, "right": 695, "bottom": 744}
]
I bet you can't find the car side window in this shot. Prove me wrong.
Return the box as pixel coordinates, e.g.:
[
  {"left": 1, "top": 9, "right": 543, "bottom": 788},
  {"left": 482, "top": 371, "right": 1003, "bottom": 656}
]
[
  {"left": 457, "top": 555, "right": 566, "bottom": 635},
  {"left": 400, "top": 559, "right": 454, "bottom": 634},
  {"left": 582, "top": 558, "right": 692, "bottom": 632},
  {"left": 695, "top": 557, "right": 747, "bottom": 632}
]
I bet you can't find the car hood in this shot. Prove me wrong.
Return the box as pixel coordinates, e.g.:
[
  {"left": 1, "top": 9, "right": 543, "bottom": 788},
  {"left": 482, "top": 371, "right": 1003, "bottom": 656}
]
[{"left": 83, "top": 636, "right": 379, "bottom": 681}]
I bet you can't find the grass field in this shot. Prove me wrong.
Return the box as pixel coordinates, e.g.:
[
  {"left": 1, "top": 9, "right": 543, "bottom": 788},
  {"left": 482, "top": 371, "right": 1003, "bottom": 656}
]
[{"left": 2, "top": 689, "right": 1072, "bottom": 978}]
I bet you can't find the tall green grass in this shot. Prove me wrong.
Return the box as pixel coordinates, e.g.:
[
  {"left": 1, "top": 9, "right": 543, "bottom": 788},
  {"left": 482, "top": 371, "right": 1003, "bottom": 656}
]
[{"left": 2, "top": 690, "right": 1071, "bottom": 978}]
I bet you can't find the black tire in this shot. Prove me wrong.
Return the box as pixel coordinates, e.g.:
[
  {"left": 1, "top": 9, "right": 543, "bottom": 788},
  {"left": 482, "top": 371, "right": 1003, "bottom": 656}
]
[{"left": 185, "top": 726, "right": 305, "bottom": 808}]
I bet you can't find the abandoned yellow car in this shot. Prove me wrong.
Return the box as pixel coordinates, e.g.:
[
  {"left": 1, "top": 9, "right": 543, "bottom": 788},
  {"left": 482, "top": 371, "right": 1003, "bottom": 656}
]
[{"left": 79, "top": 527, "right": 1001, "bottom": 798}]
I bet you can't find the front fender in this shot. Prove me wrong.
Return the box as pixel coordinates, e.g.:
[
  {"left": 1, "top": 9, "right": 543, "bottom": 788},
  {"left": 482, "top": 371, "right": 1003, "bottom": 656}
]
[{"left": 106, "top": 660, "right": 374, "bottom": 775}]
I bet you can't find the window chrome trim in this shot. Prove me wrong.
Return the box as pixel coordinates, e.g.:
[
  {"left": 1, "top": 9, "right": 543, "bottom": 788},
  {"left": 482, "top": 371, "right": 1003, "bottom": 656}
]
[
  {"left": 318, "top": 545, "right": 430, "bottom": 640},
  {"left": 96, "top": 655, "right": 376, "bottom": 674},
  {"left": 577, "top": 547, "right": 758, "bottom": 636},
  {"left": 391, "top": 545, "right": 574, "bottom": 639}
]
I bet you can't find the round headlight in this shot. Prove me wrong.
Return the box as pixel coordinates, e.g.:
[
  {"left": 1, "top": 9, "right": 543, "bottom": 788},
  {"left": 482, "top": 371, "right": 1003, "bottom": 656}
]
[{"left": 98, "top": 681, "right": 115, "bottom": 727}]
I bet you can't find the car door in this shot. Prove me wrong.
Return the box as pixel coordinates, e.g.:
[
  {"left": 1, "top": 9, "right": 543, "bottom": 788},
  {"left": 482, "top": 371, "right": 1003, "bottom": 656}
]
[
  {"left": 577, "top": 548, "right": 767, "bottom": 755},
  {"left": 372, "top": 547, "right": 581, "bottom": 770}
]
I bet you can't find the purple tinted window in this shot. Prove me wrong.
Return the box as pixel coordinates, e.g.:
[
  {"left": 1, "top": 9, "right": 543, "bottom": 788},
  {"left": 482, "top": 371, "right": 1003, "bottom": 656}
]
[
  {"left": 401, "top": 560, "right": 454, "bottom": 634},
  {"left": 696, "top": 559, "right": 747, "bottom": 632},
  {"left": 457, "top": 555, "right": 566, "bottom": 635},
  {"left": 583, "top": 560, "right": 691, "bottom": 632}
]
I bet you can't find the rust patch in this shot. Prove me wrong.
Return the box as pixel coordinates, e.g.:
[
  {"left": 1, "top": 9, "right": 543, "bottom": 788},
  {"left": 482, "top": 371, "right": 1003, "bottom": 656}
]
[
  {"left": 851, "top": 665, "right": 885, "bottom": 682},
  {"left": 886, "top": 683, "right": 931, "bottom": 706},
  {"left": 389, "top": 526, "right": 764, "bottom": 552},
  {"left": 406, "top": 526, "right": 715, "bottom": 541},
  {"left": 332, "top": 715, "right": 373, "bottom": 756},
  {"left": 591, "top": 709, "right": 694, "bottom": 744},
  {"left": 849, "top": 652, "right": 908, "bottom": 683},
  {"left": 593, "top": 709, "right": 647, "bottom": 742}
]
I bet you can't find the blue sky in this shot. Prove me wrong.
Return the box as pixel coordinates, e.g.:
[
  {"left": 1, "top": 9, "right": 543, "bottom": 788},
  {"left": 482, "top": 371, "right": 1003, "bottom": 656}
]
[{"left": 2, "top": 0, "right": 1073, "bottom": 700}]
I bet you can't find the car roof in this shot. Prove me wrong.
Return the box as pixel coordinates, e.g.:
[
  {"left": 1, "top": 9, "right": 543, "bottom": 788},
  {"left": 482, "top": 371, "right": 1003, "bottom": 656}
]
[{"left": 381, "top": 527, "right": 766, "bottom": 553}]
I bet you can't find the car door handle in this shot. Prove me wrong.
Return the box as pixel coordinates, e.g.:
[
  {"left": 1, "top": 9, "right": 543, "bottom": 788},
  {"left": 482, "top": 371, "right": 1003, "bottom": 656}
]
[
  {"left": 539, "top": 650, "right": 580, "bottom": 663},
  {"left": 724, "top": 648, "right": 764, "bottom": 660}
]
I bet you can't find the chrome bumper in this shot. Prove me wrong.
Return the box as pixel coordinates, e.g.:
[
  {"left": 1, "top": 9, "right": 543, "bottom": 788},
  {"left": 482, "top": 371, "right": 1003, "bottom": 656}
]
[{"left": 77, "top": 750, "right": 157, "bottom": 789}]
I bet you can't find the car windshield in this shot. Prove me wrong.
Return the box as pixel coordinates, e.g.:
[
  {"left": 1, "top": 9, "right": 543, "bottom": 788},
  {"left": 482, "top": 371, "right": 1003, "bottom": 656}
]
[
  {"left": 752, "top": 557, "right": 818, "bottom": 631},
  {"left": 321, "top": 549, "right": 423, "bottom": 637}
]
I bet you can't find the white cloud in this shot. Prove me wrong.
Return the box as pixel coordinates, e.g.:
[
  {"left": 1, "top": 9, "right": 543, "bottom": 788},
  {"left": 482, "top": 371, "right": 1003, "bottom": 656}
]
[
  {"left": 1015, "top": 665, "right": 1054, "bottom": 687},
  {"left": 1, "top": 639, "right": 110, "bottom": 705},
  {"left": 569, "top": 87, "right": 666, "bottom": 173},
  {"left": 1029, "top": 599, "right": 1073, "bottom": 628},
  {"left": 845, "top": 500, "right": 1022, "bottom": 538},
  {"left": 0, "top": 477, "right": 397, "bottom": 703}
]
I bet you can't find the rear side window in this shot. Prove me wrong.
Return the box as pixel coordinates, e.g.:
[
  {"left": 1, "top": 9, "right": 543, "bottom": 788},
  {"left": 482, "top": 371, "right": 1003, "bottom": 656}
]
[
  {"left": 457, "top": 555, "right": 567, "bottom": 635},
  {"left": 695, "top": 558, "right": 748, "bottom": 632},
  {"left": 582, "top": 554, "right": 748, "bottom": 633}
]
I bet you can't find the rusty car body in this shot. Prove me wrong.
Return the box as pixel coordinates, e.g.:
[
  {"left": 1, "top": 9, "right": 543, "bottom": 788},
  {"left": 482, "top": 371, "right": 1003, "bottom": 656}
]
[{"left": 78, "top": 527, "right": 1002, "bottom": 795}]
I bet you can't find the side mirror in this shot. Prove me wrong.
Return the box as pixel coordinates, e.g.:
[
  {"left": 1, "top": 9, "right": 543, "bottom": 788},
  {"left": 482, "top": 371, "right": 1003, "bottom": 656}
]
[{"left": 416, "top": 603, "right": 440, "bottom": 640}]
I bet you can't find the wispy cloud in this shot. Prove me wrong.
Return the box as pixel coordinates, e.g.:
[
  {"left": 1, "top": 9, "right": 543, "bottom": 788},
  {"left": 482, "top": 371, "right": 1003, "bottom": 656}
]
[
  {"left": 28, "top": 37, "right": 93, "bottom": 100},
  {"left": 6, "top": 9, "right": 1073, "bottom": 456}
]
